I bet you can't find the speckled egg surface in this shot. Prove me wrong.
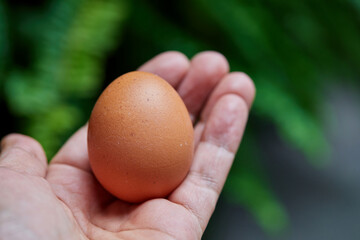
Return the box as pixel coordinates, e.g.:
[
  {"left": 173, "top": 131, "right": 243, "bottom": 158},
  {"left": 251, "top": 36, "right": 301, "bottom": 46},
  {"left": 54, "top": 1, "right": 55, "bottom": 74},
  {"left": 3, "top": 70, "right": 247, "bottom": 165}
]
[{"left": 88, "top": 71, "right": 194, "bottom": 202}]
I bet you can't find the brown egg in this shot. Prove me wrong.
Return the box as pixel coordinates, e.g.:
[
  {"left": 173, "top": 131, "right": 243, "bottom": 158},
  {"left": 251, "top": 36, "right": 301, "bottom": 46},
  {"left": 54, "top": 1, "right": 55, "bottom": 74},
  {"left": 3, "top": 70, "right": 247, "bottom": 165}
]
[{"left": 88, "top": 71, "right": 194, "bottom": 202}]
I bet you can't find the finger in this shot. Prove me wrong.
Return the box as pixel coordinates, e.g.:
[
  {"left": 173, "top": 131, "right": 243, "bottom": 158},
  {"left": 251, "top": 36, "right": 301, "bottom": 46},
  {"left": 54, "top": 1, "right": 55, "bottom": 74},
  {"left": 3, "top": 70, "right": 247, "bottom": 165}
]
[
  {"left": 0, "top": 134, "right": 47, "bottom": 177},
  {"left": 193, "top": 72, "right": 255, "bottom": 148},
  {"left": 138, "top": 51, "right": 190, "bottom": 88},
  {"left": 201, "top": 72, "right": 255, "bottom": 121},
  {"left": 50, "top": 125, "right": 90, "bottom": 172},
  {"left": 200, "top": 95, "right": 249, "bottom": 153},
  {"left": 177, "top": 51, "right": 229, "bottom": 123},
  {"left": 169, "top": 94, "right": 250, "bottom": 231}
]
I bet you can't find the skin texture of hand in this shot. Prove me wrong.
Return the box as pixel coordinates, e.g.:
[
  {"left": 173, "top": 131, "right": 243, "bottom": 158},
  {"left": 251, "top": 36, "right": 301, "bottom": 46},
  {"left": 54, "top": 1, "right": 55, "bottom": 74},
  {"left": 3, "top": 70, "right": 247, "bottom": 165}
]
[{"left": 0, "top": 51, "right": 255, "bottom": 240}]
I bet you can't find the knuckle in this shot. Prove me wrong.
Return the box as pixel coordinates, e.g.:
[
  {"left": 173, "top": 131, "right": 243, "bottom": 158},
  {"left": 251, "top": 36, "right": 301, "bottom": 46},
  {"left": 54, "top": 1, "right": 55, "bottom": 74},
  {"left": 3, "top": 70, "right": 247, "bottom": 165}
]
[{"left": 189, "top": 170, "right": 222, "bottom": 195}]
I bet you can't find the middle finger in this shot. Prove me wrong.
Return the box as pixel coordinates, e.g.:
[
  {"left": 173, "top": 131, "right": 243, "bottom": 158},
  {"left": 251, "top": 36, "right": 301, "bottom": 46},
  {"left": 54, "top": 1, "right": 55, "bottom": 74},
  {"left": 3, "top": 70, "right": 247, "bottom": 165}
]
[{"left": 176, "top": 51, "right": 229, "bottom": 123}]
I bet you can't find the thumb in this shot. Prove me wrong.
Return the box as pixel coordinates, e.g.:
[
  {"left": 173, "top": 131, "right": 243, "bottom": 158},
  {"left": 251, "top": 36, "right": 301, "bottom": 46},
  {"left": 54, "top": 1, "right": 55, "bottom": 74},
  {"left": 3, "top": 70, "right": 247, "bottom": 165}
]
[{"left": 0, "top": 134, "right": 47, "bottom": 177}]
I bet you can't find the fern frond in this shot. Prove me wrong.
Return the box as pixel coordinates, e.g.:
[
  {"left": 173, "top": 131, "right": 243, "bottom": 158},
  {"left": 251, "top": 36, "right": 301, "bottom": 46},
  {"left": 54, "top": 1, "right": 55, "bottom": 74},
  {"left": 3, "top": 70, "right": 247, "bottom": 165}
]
[{"left": 5, "top": 0, "right": 130, "bottom": 156}]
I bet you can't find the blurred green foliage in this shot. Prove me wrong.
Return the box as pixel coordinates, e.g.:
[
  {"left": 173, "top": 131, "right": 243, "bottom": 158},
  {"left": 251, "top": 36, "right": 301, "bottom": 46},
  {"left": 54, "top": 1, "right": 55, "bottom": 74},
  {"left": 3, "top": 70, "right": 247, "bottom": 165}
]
[{"left": 1, "top": 0, "right": 359, "bottom": 235}]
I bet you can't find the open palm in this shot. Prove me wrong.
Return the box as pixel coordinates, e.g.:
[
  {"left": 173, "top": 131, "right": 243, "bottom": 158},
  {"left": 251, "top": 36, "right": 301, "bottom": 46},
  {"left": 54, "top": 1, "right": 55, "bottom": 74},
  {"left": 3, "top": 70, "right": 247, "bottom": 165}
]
[{"left": 0, "top": 51, "right": 255, "bottom": 240}]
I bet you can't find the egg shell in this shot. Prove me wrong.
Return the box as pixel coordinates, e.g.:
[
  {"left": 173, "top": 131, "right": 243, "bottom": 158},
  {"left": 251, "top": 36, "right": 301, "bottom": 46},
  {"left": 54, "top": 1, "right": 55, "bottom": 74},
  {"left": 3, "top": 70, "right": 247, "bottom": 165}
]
[{"left": 88, "top": 71, "right": 194, "bottom": 202}]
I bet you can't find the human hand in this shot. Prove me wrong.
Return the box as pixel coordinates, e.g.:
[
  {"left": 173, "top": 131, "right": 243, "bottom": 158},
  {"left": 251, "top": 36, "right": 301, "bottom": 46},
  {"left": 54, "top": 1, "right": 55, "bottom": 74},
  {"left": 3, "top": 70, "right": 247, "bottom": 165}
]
[{"left": 0, "top": 51, "right": 255, "bottom": 240}]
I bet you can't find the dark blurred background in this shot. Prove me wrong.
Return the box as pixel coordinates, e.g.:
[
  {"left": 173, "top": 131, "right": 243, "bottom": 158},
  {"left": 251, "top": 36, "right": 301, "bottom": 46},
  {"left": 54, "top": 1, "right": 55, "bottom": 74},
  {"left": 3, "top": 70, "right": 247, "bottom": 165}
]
[{"left": 1, "top": 0, "right": 360, "bottom": 239}]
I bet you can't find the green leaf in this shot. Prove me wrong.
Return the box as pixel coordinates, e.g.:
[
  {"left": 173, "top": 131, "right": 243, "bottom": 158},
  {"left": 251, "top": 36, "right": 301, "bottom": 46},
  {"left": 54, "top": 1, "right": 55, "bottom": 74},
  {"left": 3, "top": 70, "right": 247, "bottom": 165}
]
[{"left": 58, "top": 0, "right": 129, "bottom": 96}]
